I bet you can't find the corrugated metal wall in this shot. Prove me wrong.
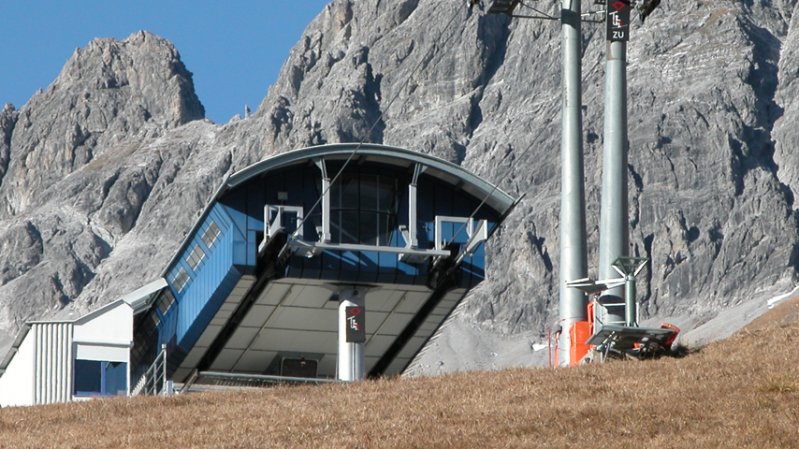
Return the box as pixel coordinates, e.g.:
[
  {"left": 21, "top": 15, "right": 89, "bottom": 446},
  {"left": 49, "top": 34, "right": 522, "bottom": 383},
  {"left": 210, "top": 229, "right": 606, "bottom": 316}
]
[
  {"left": 173, "top": 204, "right": 243, "bottom": 344},
  {"left": 33, "top": 322, "right": 73, "bottom": 405}
]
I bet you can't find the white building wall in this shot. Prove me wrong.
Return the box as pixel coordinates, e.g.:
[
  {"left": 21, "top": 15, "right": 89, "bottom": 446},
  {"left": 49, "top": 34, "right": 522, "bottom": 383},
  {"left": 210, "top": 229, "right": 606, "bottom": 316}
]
[
  {"left": 0, "top": 332, "right": 36, "bottom": 407},
  {"left": 33, "top": 322, "right": 74, "bottom": 405},
  {"left": 0, "top": 300, "right": 135, "bottom": 407},
  {"left": 73, "top": 301, "right": 133, "bottom": 347},
  {"left": 73, "top": 302, "right": 133, "bottom": 395}
]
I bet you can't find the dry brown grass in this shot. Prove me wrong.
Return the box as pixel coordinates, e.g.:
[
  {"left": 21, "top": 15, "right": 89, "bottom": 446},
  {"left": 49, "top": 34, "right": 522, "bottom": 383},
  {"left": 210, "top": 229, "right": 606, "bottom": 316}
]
[{"left": 2, "top": 298, "right": 799, "bottom": 449}]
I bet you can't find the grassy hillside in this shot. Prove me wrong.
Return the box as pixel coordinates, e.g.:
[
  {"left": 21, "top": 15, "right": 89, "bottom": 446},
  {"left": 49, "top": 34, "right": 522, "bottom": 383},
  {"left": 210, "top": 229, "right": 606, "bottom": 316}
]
[{"left": 1, "top": 298, "right": 798, "bottom": 449}]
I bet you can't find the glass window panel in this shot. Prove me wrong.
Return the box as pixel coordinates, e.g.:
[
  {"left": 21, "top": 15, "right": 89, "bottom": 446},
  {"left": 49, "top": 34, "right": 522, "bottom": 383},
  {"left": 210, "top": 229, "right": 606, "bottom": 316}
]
[
  {"left": 149, "top": 310, "right": 161, "bottom": 327},
  {"left": 341, "top": 177, "right": 359, "bottom": 210},
  {"left": 186, "top": 245, "right": 205, "bottom": 270},
  {"left": 156, "top": 290, "right": 175, "bottom": 316},
  {"left": 201, "top": 221, "right": 221, "bottom": 248},
  {"left": 73, "top": 360, "right": 128, "bottom": 396},
  {"left": 379, "top": 212, "right": 397, "bottom": 246},
  {"left": 332, "top": 209, "right": 342, "bottom": 242},
  {"left": 359, "top": 210, "right": 379, "bottom": 245},
  {"left": 103, "top": 361, "right": 128, "bottom": 396},
  {"left": 340, "top": 211, "right": 360, "bottom": 244},
  {"left": 172, "top": 267, "right": 190, "bottom": 293},
  {"left": 377, "top": 177, "right": 396, "bottom": 213},
  {"left": 74, "top": 360, "right": 102, "bottom": 396},
  {"left": 359, "top": 175, "right": 379, "bottom": 211},
  {"left": 329, "top": 173, "right": 398, "bottom": 245}
]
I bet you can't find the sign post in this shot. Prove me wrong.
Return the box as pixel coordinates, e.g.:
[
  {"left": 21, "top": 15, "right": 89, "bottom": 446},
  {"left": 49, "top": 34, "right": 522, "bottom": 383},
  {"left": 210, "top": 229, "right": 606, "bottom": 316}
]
[
  {"left": 606, "top": 0, "right": 631, "bottom": 42},
  {"left": 337, "top": 289, "right": 365, "bottom": 381}
]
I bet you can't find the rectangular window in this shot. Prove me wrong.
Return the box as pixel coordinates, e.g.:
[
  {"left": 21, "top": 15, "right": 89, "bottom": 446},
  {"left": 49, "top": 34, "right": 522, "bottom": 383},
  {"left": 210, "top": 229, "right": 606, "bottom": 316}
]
[
  {"left": 149, "top": 310, "right": 161, "bottom": 327},
  {"left": 73, "top": 360, "right": 128, "bottom": 397},
  {"left": 74, "top": 360, "right": 101, "bottom": 395},
  {"left": 156, "top": 290, "right": 176, "bottom": 316},
  {"left": 330, "top": 173, "right": 397, "bottom": 246},
  {"left": 172, "top": 267, "right": 190, "bottom": 293},
  {"left": 201, "top": 221, "right": 221, "bottom": 248},
  {"left": 186, "top": 244, "right": 206, "bottom": 270},
  {"left": 103, "top": 361, "right": 128, "bottom": 396}
]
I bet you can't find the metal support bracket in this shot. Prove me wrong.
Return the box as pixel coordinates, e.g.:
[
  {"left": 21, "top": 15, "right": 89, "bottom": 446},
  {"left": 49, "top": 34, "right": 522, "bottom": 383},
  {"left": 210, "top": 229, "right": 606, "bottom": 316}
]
[{"left": 314, "top": 159, "right": 332, "bottom": 243}]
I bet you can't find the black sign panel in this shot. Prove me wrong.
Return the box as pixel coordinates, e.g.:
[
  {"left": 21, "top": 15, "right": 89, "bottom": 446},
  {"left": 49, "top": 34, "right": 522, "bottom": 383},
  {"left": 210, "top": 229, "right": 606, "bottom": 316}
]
[
  {"left": 345, "top": 306, "right": 366, "bottom": 343},
  {"left": 606, "top": 0, "right": 630, "bottom": 42}
]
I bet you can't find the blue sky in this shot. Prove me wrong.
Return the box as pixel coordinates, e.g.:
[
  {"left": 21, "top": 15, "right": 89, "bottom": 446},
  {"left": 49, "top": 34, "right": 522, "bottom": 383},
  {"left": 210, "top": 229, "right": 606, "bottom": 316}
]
[{"left": 0, "top": 1, "right": 331, "bottom": 123}]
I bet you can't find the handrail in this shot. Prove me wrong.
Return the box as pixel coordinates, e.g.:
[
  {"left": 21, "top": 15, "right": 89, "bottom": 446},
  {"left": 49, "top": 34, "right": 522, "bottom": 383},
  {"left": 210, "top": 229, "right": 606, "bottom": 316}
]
[{"left": 132, "top": 344, "right": 168, "bottom": 396}]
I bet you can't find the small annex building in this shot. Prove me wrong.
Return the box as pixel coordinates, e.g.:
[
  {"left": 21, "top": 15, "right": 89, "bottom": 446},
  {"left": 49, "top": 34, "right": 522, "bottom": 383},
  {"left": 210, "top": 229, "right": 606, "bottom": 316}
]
[
  {"left": 0, "top": 280, "right": 165, "bottom": 407},
  {"left": 0, "top": 143, "right": 517, "bottom": 406}
]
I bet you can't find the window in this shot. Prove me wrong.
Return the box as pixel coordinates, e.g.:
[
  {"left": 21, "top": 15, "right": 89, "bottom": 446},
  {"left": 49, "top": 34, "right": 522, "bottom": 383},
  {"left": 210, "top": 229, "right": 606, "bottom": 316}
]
[
  {"left": 73, "top": 360, "right": 128, "bottom": 397},
  {"left": 149, "top": 309, "right": 161, "bottom": 327},
  {"left": 156, "top": 290, "right": 176, "bottom": 316},
  {"left": 186, "top": 244, "right": 206, "bottom": 270},
  {"left": 330, "top": 174, "right": 397, "bottom": 245},
  {"left": 172, "top": 267, "right": 190, "bottom": 293},
  {"left": 201, "top": 221, "right": 221, "bottom": 248}
]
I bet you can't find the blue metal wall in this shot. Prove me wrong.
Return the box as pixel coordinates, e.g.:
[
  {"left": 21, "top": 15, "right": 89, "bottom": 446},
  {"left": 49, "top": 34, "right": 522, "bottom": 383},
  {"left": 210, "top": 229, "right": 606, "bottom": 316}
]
[{"left": 161, "top": 204, "right": 250, "bottom": 354}]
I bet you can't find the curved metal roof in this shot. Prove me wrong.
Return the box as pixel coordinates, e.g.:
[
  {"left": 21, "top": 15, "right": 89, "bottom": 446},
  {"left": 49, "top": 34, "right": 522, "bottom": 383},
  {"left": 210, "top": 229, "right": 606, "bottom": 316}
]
[{"left": 224, "top": 143, "right": 517, "bottom": 214}]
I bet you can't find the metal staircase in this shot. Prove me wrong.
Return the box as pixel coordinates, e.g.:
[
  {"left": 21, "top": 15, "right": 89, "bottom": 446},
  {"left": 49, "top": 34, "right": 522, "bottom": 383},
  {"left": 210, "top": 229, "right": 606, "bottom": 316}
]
[{"left": 131, "top": 344, "right": 170, "bottom": 396}]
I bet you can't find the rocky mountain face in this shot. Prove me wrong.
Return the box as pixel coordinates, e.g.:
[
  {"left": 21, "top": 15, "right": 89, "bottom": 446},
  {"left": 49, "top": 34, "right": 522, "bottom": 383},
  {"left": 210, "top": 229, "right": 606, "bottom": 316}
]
[{"left": 0, "top": 1, "right": 797, "bottom": 370}]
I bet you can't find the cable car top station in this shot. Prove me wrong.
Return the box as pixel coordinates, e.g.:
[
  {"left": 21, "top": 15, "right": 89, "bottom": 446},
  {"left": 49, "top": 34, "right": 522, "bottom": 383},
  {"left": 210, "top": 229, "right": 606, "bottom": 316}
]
[{"left": 0, "top": 143, "right": 517, "bottom": 406}]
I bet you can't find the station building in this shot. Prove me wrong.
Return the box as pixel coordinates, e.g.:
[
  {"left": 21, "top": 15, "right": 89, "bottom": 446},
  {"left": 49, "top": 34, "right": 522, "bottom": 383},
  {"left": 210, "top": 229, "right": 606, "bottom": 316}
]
[{"left": 0, "top": 143, "right": 517, "bottom": 407}]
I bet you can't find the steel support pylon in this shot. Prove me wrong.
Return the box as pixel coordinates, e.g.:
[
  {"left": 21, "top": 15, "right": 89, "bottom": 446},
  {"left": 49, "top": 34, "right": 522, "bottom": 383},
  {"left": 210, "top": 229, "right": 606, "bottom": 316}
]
[
  {"left": 557, "top": 0, "right": 589, "bottom": 367},
  {"left": 597, "top": 39, "right": 629, "bottom": 323}
]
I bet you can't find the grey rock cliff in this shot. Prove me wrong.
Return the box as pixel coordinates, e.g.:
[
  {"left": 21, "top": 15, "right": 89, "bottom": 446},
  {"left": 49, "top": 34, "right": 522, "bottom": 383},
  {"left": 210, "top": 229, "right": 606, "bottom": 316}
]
[
  {"left": 0, "top": 104, "right": 17, "bottom": 184},
  {"left": 0, "top": 31, "right": 209, "bottom": 347},
  {"left": 0, "top": 2, "right": 797, "bottom": 371}
]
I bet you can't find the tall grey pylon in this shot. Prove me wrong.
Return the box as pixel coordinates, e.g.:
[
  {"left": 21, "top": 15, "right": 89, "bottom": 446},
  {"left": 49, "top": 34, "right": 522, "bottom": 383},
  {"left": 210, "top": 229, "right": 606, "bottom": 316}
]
[
  {"left": 557, "top": 0, "right": 589, "bottom": 367},
  {"left": 598, "top": 4, "right": 630, "bottom": 324}
]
